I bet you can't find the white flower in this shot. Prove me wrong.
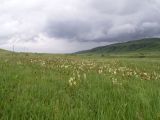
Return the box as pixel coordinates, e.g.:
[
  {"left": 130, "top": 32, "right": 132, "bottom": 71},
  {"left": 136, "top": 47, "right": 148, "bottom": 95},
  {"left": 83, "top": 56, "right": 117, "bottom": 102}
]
[
  {"left": 41, "top": 61, "right": 45, "bottom": 66},
  {"left": 113, "top": 71, "right": 117, "bottom": 75},
  {"left": 98, "top": 69, "right": 103, "bottom": 74},
  {"left": 65, "top": 65, "right": 69, "bottom": 68},
  {"left": 73, "top": 81, "right": 76, "bottom": 85},
  {"left": 143, "top": 73, "right": 147, "bottom": 76},
  {"left": 83, "top": 73, "right": 87, "bottom": 79}
]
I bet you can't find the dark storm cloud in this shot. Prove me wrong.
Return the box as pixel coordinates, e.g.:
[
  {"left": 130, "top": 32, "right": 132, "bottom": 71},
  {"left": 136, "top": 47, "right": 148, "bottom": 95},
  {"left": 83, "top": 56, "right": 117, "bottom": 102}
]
[
  {"left": 46, "top": 20, "right": 113, "bottom": 42},
  {"left": 46, "top": 20, "right": 91, "bottom": 41},
  {"left": 45, "top": 20, "right": 160, "bottom": 43},
  {"left": 44, "top": 0, "right": 160, "bottom": 43}
]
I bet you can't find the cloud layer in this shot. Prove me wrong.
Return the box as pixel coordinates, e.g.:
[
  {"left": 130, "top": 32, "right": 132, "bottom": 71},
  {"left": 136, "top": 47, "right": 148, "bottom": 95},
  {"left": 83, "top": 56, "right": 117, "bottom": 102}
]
[{"left": 0, "top": 0, "right": 160, "bottom": 53}]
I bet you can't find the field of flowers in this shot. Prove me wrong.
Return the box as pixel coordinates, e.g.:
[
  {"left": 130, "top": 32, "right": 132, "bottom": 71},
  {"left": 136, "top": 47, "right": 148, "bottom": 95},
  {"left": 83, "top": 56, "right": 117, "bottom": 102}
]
[{"left": 0, "top": 53, "right": 160, "bottom": 120}]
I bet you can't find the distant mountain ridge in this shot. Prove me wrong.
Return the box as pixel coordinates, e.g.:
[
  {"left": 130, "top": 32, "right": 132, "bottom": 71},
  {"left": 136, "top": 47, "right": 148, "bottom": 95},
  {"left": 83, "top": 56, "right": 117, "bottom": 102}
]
[
  {"left": 76, "top": 38, "right": 160, "bottom": 55},
  {"left": 0, "top": 49, "right": 9, "bottom": 53}
]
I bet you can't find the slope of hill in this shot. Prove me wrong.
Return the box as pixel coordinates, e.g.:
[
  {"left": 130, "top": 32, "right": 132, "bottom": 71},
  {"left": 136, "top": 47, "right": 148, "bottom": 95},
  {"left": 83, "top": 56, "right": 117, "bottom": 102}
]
[
  {"left": 76, "top": 38, "right": 160, "bottom": 56},
  {"left": 0, "top": 48, "right": 10, "bottom": 54}
]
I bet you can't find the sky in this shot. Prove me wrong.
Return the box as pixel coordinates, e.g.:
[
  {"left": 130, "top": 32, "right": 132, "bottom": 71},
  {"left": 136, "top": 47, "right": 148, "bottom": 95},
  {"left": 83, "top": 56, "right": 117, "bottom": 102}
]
[{"left": 0, "top": 0, "right": 160, "bottom": 53}]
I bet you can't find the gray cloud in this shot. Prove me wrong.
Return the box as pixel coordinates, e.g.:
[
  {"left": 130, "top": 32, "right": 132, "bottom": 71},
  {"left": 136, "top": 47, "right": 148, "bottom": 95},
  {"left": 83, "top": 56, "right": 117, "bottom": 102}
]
[
  {"left": 46, "top": 19, "right": 113, "bottom": 42},
  {"left": 44, "top": 0, "right": 160, "bottom": 43},
  {"left": 0, "top": 0, "right": 160, "bottom": 53}
]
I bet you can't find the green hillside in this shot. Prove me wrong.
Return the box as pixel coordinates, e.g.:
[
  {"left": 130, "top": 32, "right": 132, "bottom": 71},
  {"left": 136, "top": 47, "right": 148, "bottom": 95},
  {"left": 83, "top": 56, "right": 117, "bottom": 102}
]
[
  {"left": 0, "top": 48, "right": 10, "bottom": 54},
  {"left": 76, "top": 38, "right": 160, "bottom": 56}
]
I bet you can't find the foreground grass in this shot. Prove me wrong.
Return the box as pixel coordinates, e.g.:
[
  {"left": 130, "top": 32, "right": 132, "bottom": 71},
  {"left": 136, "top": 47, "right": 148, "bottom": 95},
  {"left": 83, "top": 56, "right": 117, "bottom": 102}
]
[{"left": 0, "top": 53, "right": 160, "bottom": 120}]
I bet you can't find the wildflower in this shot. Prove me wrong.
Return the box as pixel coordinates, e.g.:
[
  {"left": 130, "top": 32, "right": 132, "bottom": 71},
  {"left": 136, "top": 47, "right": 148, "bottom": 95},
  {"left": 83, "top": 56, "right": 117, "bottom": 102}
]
[
  {"left": 113, "top": 71, "right": 117, "bottom": 75},
  {"left": 17, "top": 61, "right": 22, "bottom": 65},
  {"left": 73, "top": 81, "right": 76, "bottom": 85},
  {"left": 69, "top": 78, "right": 73, "bottom": 86},
  {"left": 77, "top": 74, "right": 80, "bottom": 79},
  {"left": 83, "top": 73, "right": 87, "bottom": 79},
  {"left": 30, "top": 59, "right": 33, "bottom": 63},
  {"left": 69, "top": 82, "right": 73, "bottom": 86},
  {"left": 5, "top": 59, "right": 8, "bottom": 63},
  {"left": 41, "top": 61, "right": 45, "bottom": 66},
  {"left": 112, "top": 78, "right": 122, "bottom": 86},
  {"left": 69, "top": 77, "right": 73, "bottom": 82},
  {"left": 65, "top": 65, "right": 69, "bottom": 68},
  {"left": 133, "top": 71, "right": 137, "bottom": 75},
  {"left": 68, "top": 77, "right": 77, "bottom": 86},
  {"left": 98, "top": 69, "right": 103, "bottom": 74},
  {"left": 109, "top": 68, "right": 112, "bottom": 73},
  {"left": 112, "top": 78, "right": 117, "bottom": 84}
]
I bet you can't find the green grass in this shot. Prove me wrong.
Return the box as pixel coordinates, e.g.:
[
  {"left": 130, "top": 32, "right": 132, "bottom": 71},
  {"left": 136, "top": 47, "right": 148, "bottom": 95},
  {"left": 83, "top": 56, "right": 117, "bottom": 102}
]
[{"left": 0, "top": 52, "right": 160, "bottom": 120}]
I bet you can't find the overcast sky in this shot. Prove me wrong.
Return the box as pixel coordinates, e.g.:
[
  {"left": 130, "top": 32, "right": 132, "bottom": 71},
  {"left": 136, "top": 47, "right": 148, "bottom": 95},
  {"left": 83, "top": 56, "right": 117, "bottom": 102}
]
[{"left": 0, "top": 0, "right": 160, "bottom": 53}]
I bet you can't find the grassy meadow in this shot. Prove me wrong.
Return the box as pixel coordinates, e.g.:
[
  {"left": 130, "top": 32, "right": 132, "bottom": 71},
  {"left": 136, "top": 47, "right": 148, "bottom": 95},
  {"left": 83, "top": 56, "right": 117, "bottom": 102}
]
[{"left": 0, "top": 52, "right": 160, "bottom": 120}]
